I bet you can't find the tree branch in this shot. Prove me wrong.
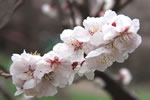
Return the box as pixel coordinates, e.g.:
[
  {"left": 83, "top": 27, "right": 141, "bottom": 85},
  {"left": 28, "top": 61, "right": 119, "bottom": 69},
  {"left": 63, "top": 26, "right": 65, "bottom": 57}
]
[
  {"left": 95, "top": 71, "right": 139, "bottom": 100},
  {"left": 66, "top": 0, "right": 76, "bottom": 28}
]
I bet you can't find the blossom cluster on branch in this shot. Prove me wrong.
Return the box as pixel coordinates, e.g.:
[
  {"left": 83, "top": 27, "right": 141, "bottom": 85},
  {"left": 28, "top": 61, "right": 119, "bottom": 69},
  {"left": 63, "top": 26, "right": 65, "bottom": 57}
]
[{"left": 10, "top": 10, "right": 142, "bottom": 98}]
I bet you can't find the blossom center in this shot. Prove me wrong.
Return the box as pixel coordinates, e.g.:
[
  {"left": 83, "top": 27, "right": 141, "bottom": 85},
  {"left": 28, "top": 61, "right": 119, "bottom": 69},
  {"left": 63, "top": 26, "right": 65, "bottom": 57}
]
[
  {"left": 72, "top": 62, "right": 78, "bottom": 70},
  {"left": 71, "top": 40, "right": 83, "bottom": 51},
  {"left": 97, "top": 55, "right": 111, "bottom": 64},
  {"left": 47, "top": 56, "right": 61, "bottom": 70},
  {"left": 43, "top": 72, "right": 54, "bottom": 81},
  {"left": 24, "top": 66, "right": 34, "bottom": 77},
  {"left": 120, "top": 27, "right": 129, "bottom": 35},
  {"left": 112, "top": 22, "right": 116, "bottom": 27},
  {"left": 89, "top": 27, "right": 98, "bottom": 35}
]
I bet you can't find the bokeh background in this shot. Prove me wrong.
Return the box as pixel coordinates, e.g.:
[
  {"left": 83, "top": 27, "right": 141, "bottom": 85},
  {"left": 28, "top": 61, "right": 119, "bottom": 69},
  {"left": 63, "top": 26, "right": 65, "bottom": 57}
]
[{"left": 0, "top": 0, "right": 150, "bottom": 100}]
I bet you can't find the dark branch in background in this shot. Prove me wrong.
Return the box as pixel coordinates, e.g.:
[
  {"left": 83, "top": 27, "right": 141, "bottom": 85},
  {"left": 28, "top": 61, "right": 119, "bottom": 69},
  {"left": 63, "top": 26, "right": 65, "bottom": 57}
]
[
  {"left": 96, "top": 1, "right": 105, "bottom": 17},
  {"left": 14, "top": 0, "right": 24, "bottom": 12},
  {"left": 113, "top": 0, "right": 133, "bottom": 12},
  {"left": 95, "top": 71, "right": 139, "bottom": 100},
  {"left": 66, "top": 0, "right": 76, "bottom": 28},
  {"left": 112, "top": 0, "right": 121, "bottom": 11},
  {"left": 74, "top": 0, "right": 90, "bottom": 20},
  {"left": 0, "top": 0, "right": 24, "bottom": 29}
]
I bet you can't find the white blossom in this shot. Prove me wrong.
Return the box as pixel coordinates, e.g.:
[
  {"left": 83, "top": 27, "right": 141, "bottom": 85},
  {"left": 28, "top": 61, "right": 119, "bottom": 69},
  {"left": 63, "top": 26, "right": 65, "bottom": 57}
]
[
  {"left": 119, "top": 68, "right": 132, "bottom": 85},
  {"left": 78, "top": 47, "right": 114, "bottom": 80},
  {"left": 60, "top": 26, "right": 90, "bottom": 61},
  {"left": 41, "top": 3, "right": 58, "bottom": 18},
  {"left": 41, "top": 51, "right": 76, "bottom": 87},
  {"left": 10, "top": 51, "right": 42, "bottom": 97}
]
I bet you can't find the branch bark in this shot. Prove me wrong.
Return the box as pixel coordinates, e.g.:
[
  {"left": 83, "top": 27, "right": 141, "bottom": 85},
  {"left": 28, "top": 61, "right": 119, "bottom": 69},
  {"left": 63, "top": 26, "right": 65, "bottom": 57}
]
[
  {"left": 0, "top": 0, "right": 24, "bottom": 29},
  {"left": 95, "top": 71, "right": 139, "bottom": 100}
]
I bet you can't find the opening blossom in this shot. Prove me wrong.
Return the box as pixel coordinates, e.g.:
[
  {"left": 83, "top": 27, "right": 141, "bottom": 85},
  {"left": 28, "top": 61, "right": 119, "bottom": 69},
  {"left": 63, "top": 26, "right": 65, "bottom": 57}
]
[{"left": 10, "top": 10, "right": 142, "bottom": 97}]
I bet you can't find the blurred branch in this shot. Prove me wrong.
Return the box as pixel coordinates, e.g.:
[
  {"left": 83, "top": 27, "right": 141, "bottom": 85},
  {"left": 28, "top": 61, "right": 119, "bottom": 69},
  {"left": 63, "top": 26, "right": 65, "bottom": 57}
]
[
  {"left": 0, "top": 64, "right": 11, "bottom": 78},
  {"left": 14, "top": 0, "right": 25, "bottom": 11},
  {"left": 95, "top": 71, "right": 139, "bottom": 100},
  {"left": 96, "top": 1, "right": 105, "bottom": 17},
  {"left": 67, "top": 0, "right": 76, "bottom": 28},
  {"left": 117, "top": 0, "right": 133, "bottom": 11},
  {"left": 0, "top": 0, "right": 24, "bottom": 29},
  {"left": 113, "top": 0, "right": 133, "bottom": 12},
  {"left": 74, "top": 0, "right": 90, "bottom": 19},
  {"left": 0, "top": 70, "right": 11, "bottom": 78}
]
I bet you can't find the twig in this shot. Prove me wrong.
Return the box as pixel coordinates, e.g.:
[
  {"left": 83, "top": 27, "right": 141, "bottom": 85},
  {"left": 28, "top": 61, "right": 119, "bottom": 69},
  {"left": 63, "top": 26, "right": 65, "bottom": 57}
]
[
  {"left": 0, "top": 64, "right": 11, "bottom": 78},
  {"left": 0, "top": 70, "right": 11, "bottom": 78}
]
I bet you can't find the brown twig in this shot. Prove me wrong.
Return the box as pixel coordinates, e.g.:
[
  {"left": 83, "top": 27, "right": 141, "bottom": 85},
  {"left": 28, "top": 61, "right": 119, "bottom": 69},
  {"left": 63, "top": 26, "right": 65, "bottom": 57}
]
[
  {"left": 0, "top": 70, "right": 11, "bottom": 78},
  {"left": 0, "top": 64, "right": 11, "bottom": 78}
]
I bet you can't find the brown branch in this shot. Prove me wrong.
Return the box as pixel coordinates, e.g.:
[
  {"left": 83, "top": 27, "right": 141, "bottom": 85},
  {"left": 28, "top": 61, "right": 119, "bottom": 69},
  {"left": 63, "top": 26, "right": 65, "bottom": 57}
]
[
  {"left": 0, "top": 0, "right": 25, "bottom": 29},
  {"left": 14, "top": 0, "right": 25, "bottom": 12},
  {"left": 117, "top": 0, "right": 133, "bottom": 11},
  {"left": 74, "top": 0, "right": 90, "bottom": 20},
  {"left": 95, "top": 71, "right": 139, "bottom": 100},
  {"left": 96, "top": 1, "right": 105, "bottom": 17},
  {"left": 66, "top": 0, "right": 76, "bottom": 28},
  {"left": 112, "top": 0, "right": 133, "bottom": 12}
]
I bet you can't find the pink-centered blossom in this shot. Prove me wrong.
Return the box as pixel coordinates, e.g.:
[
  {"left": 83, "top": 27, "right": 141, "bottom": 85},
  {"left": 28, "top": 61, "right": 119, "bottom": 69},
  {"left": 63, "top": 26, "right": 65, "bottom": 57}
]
[{"left": 10, "top": 51, "right": 42, "bottom": 97}]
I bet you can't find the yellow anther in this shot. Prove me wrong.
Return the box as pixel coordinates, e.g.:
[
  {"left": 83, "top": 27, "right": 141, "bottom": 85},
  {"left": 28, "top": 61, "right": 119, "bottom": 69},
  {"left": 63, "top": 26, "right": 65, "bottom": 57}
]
[
  {"left": 43, "top": 73, "right": 53, "bottom": 81},
  {"left": 25, "top": 71, "right": 32, "bottom": 77},
  {"left": 31, "top": 51, "right": 40, "bottom": 55}
]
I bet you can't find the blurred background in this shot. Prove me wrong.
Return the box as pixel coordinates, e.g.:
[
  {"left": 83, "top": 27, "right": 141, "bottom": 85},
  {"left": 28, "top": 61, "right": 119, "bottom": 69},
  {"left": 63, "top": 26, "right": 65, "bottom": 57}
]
[{"left": 0, "top": 0, "right": 150, "bottom": 100}]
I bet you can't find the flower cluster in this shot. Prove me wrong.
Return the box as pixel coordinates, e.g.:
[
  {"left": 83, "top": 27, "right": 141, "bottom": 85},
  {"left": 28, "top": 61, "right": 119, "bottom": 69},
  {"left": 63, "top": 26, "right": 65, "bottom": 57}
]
[{"left": 10, "top": 10, "right": 141, "bottom": 97}]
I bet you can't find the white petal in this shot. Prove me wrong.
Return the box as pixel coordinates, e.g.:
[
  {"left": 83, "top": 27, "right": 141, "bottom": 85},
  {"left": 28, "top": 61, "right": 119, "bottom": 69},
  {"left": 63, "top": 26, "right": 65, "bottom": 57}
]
[
  {"left": 15, "top": 89, "right": 23, "bottom": 96},
  {"left": 23, "top": 79, "right": 35, "bottom": 89},
  {"left": 85, "top": 72, "right": 95, "bottom": 80},
  {"left": 72, "top": 26, "right": 90, "bottom": 42},
  {"left": 86, "top": 48, "right": 110, "bottom": 59},
  {"left": 53, "top": 43, "right": 74, "bottom": 58},
  {"left": 60, "top": 29, "right": 73, "bottom": 43}
]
